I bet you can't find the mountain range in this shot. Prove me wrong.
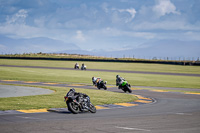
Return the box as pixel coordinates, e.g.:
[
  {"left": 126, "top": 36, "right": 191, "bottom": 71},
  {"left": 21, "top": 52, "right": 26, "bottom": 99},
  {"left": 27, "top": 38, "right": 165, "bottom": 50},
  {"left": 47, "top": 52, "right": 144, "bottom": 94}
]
[
  {"left": 59, "top": 40, "right": 200, "bottom": 59},
  {"left": 0, "top": 35, "right": 80, "bottom": 54},
  {"left": 0, "top": 35, "right": 199, "bottom": 59}
]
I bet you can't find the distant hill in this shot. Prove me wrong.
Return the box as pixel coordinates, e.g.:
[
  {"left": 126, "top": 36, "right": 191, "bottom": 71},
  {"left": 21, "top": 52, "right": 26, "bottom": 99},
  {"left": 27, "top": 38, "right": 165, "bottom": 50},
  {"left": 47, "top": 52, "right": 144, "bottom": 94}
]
[
  {"left": 0, "top": 35, "right": 199, "bottom": 59},
  {"left": 59, "top": 40, "right": 200, "bottom": 59},
  {"left": 0, "top": 35, "right": 80, "bottom": 54},
  {"left": 129, "top": 40, "right": 200, "bottom": 58}
]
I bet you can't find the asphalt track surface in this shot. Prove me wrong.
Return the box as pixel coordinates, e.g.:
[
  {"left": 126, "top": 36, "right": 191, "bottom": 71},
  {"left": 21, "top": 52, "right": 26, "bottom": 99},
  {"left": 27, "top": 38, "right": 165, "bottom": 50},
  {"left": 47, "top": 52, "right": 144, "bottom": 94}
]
[
  {"left": 0, "top": 85, "right": 54, "bottom": 98},
  {"left": 0, "top": 66, "right": 200, "bottom": 132}
]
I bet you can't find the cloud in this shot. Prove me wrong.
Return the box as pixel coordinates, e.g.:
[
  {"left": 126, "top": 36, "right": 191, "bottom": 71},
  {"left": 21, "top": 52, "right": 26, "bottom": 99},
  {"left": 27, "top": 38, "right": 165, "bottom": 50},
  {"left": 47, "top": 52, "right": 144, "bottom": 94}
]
[
  {"left": 109, "top": 7, "right": 137, "bottom": 23},
  {"left": 0, "top": 9, "right": 41, "bottom": 38},
  {"left": 132, "top": 21, "right": 200, "bottom": 31},
  {"left": 75, "top": 30, "right": 85, "bottom": 42},
  {"left": 0, "top": 23, "right": 42, "bottom": 39},
  {"left": 184, "top": 31, "right": 200, "bottom": 41},
  {"left": 0, "top": 9, "right": 68, "bottom": 40},
  {"left": 91, "top": 27, "right": 155, "bottom": 39},
  {"left": 119, "top": 8, "right": 137, "bottom": 22},
  {"left": 34, "top": 17, "right": 46, "bottom": 27},
  {"left": 101, "top": 2, "right": 109, "bottom": 13},
  {"left": 6, "top": 9, "right": 28, "bottom": 24},
  {"left": 153, "top": 0, "right": 180, "bottom": 17},
  {"left": 0, "top": 44, "right": 6, "bottom": 49},
  {"left": 101, "top": 2, "right": 137, "bottom": 23}
]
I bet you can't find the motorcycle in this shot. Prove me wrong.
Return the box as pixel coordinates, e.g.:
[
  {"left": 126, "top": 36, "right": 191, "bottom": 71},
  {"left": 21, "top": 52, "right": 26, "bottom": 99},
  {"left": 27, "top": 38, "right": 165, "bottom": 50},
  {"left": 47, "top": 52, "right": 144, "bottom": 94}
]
[
  {"left": 97, "top": 80, "right": 107, "bottom": 90},
  {"left": 81, "top": 65, "right": 87, "bottom": 70},
  {"left": 64, "top": 89, "right": 96, "bottom": 114},
  {"left": 74, "top": 65, "right": 79, "bottom": 69},
  {"left": 119, "top": 80, "right": 132, "bottom": 93}
]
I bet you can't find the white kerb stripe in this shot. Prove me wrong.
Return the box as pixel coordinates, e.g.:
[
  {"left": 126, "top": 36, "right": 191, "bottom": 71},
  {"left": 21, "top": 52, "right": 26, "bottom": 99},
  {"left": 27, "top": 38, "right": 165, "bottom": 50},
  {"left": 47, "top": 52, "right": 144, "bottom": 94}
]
[{"left": 115, "top": 126, "right": 151, "bottom": 131}]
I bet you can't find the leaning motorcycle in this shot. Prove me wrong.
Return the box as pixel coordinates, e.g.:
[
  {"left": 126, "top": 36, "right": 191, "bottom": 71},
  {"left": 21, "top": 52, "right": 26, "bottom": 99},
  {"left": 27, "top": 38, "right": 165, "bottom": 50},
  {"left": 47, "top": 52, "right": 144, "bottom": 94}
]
[
  {"left": 97, "top": 80, "right": 107, "bottom": 90},
  {"left": 74, "top": 65, "right": 79, "bottom": 69},
  {"left": 64, "top": 90, "right": 96, "bottom": 114},
  {"left": 81, "top": 65, "right": 86, "bottom": 70},
  {"left": 119, "top": 80, "right": 132, "bottom": 93}
]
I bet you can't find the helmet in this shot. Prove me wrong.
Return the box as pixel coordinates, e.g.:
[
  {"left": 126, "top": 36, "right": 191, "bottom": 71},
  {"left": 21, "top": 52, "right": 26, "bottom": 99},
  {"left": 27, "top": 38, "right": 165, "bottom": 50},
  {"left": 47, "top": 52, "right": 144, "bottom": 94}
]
[
  {"left": 92, "top": 77, "right": 94, "bottom": 80},
  {"left": 116, "top": 75, "right": 120, "bottom": 78},
  {"left": 70, "top": 88, "right": 75, "bottom": 92}
]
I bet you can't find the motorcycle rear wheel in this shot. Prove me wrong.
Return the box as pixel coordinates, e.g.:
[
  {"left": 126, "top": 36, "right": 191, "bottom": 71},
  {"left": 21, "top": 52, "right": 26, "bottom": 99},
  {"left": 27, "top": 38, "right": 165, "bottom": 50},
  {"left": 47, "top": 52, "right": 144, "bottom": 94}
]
[{"left": 67, "top": 101, "right": 80, "bottom": 114}]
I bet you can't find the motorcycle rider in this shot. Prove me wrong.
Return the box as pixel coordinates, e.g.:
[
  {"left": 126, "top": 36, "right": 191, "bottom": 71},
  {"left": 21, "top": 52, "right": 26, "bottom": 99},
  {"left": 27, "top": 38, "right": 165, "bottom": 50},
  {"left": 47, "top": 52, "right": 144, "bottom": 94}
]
[
  {"left": 92, "top": 77, "right": 96, "bottom": 85},
  {"left": 92, "top": 77, "right": 102, "bottom": 86},
  {"left": 116, "top": 75, "right": 125, "bottom": 89},
  {"left": 81, "top": 63, "right": 86, "bottom": 70},
  {"left": 67, "top": 88, "right": 90, "bottom": 109},
  {"left": 74, "top": 63, "right": 79, "bottom": 69},
  {"left": 92, "top": 77, "right": 107, "bottom": 90}
]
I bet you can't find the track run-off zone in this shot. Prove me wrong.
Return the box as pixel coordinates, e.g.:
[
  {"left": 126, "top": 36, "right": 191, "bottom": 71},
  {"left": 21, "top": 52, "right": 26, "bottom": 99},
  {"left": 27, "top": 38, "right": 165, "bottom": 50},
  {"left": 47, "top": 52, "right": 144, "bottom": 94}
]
[{"left": 0, "top": 80, "right": 155, "bottom": 114}]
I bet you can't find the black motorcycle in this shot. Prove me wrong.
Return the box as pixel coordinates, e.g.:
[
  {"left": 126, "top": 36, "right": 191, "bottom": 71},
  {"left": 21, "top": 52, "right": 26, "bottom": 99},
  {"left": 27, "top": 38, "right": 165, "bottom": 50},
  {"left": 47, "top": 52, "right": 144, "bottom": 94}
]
[
  {"left": 97, "top": 80, "right": 107, "bottom": 90},
  {"left": 64, "top": 89, "right": 96, "bottom": 114}
]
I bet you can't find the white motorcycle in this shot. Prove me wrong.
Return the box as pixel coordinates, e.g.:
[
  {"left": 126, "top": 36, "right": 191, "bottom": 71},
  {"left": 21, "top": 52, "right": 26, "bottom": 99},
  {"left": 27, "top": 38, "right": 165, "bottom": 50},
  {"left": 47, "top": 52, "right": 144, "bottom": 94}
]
[{"left": 81, "top": 65, "right": 87, "bottom": 70}]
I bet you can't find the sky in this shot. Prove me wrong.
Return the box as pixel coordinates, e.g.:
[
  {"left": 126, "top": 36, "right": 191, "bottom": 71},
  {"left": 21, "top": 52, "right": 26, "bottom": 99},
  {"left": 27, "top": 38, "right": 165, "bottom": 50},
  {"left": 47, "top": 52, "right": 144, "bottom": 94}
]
[{"left": 0, "top": 0, "right": 200, "bottom": 58}]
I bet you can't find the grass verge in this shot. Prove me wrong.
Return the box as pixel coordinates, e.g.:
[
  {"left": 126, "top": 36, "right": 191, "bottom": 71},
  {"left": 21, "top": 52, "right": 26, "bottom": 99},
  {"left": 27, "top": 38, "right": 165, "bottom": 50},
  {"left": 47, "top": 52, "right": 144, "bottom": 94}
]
[
  {"left": 0, "top": 66, "right": 200, "bottom": 89},
  {"left": 1, "top": 59, "right": 200, "bottom": 74},
  {"left": 0, "top": 84, "right": 137, "bottom": 111}
]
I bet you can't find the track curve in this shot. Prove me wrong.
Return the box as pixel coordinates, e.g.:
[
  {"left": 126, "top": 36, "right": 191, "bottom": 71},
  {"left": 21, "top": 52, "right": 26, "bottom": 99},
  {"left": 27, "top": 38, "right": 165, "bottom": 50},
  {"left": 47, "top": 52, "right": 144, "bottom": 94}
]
[
  {"left": 0, "top": 64, "right": 200, "bottom": 132},
  {"left": 0, "top": 81, "right": 200, "bottom": 133}
]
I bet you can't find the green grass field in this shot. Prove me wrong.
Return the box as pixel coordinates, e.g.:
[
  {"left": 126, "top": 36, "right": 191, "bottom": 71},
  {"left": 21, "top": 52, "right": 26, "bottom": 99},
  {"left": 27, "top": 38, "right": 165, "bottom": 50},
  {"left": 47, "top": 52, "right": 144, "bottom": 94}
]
[
  {"left": 0, "top": 65, "right": 200, "bottom": 89},
  {"left": 1, "top": 59, "right": 200, "bottom": 74}
]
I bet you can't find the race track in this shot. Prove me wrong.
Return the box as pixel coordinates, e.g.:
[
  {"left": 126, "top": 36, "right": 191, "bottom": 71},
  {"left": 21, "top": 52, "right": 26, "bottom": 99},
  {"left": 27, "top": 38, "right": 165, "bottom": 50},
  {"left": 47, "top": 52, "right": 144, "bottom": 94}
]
[{"left": 0, "top": 66, "right": 200, "bottom": 133}]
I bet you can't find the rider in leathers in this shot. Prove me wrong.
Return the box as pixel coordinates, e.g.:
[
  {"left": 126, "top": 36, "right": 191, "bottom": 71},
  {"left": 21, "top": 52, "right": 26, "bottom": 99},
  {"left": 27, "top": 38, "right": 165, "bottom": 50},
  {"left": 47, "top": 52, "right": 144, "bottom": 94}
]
[
  {"left": 92, "top": 77, "right": 102, "bottom": 86},
  {"left": 116, "top": 75, "right": 125, "bottom": 89},
  {"left": 67, "top": 88, "right": 90, "bottom": 109},
  {"left": 74, "top": 63, "right": 79, "bottom": 69}
]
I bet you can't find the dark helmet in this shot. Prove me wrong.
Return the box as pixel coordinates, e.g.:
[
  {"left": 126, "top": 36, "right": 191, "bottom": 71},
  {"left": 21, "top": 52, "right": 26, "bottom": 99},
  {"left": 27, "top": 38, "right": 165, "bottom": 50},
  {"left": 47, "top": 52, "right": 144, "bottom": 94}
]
[
  {"left": 70, "top": 88, "right": 75, "bottom": 92},
  {"left": 116, "top": 75, "right": 120, "bottom": 78},
  {"left": 92, "top": 77, "right": 94, "bottom": 80}
]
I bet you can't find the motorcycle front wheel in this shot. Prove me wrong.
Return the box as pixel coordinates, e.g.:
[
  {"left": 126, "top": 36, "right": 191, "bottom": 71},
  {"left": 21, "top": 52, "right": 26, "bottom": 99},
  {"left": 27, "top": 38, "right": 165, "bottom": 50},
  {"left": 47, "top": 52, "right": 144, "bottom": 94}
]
[
  {"left": 67, "top": 101, "right": 80, "bottom": 114},
  {"left": 126, "top": 85, "right": 132, "bottom": 93},
  {"left": 103, "top": 85, "right": 107, "bottom": 90},
  {"left": 89, "top": 103, "right": 96, "bottom": 113}
]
